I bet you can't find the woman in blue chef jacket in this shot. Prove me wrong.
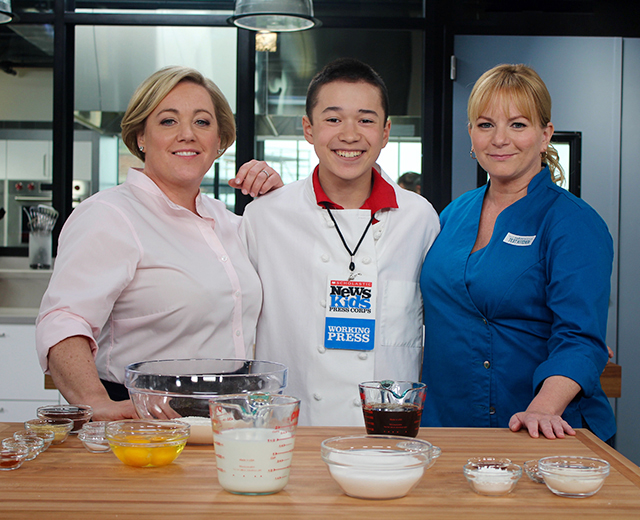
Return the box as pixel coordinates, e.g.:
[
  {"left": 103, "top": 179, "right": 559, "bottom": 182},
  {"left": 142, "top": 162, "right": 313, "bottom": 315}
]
[{"left": 420, "top": 64, "right": 616, "bottom": 442}]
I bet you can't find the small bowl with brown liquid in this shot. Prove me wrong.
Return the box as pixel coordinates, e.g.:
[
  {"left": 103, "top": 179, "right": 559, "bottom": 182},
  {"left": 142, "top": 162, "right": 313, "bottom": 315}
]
[
  {"left": 359, "top": 381, "right": 426, "bottom": 437},
  {"left": 37, "top": 404, "right": 93, "bottom": 433}
]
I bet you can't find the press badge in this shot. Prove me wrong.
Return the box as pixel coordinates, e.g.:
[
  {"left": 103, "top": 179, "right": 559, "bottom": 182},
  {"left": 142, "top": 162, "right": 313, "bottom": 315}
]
[{"left": 324, "top": 276, "right": 376, "bottom": 351}]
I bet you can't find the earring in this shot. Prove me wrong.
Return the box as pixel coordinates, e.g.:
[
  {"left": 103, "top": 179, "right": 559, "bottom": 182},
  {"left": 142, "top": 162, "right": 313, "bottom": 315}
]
[
  {"left": 541, "top": 150, "right": 548, "bottom": 161},
  {"left": 139, "top": 145, "right": 144, "bottom": 152},
  {"left": 217, "top": 149, "right": 224, "bottom": 155},
  {"left": 470, "top": 148, "right": 477, "bottom": 160}
]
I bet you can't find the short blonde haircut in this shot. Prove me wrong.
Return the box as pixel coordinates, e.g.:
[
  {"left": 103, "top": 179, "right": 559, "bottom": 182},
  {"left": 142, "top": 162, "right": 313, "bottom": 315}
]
[
  {"left": 468, "top": 63, "right": 564, "bottom": 184},
  {"left": 121, "top": 66, "right": 236, "bottom": 162}
]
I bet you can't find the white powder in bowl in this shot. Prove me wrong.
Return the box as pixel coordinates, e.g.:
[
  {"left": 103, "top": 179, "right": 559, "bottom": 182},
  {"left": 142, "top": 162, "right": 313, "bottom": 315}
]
[
  {"left": 542, "top": 468, "right": 606, "bottom": 495},
  {"left": 467, "top": 466, "right": 518, "bottom": 495},
  {"left": 179, "top": 416, "right": 214, "bottom": 445}
]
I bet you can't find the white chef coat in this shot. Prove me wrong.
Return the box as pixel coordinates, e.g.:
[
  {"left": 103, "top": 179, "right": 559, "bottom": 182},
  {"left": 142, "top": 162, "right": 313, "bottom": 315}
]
[
  {"left": 36, "top": 168, "right": 262, "bottom": 384},
  {"left": 240, "top": 171, "right": 440, "bottom": 426}
]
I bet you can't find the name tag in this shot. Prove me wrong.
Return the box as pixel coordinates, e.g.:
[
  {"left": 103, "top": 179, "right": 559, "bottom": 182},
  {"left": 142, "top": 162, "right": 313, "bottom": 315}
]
[
  {"left": 503, "top": 232, "right": 536, "bottom": 246},
  {"left": 324, "top": 277, "right": 376, "bottom": 351}
]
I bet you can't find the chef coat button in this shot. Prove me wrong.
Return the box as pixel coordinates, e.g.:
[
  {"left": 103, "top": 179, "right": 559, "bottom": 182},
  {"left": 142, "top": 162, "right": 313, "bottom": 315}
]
[
  {"left": 220, "top": 255, "right": 228, "bottom": 262},
  {"left": 317, "top": 346, "right": 326, "bottom": 354},
  {"left": 320, "top": 299, "right": 326, "bottom": 308},
  {"left": 313, "top": 393, "right": 322, "bottom": 401},
  {"left": 327, "top": 220, "right": 335, "bottom": 228},
  {"left": 353, "top": 399, "right": 361, "bottom": 407},
  {"left": 358, "top": 352, "right": 368, "bottom": 360},
  {"left": 235, "top": 330, "right": 241, "bottom": 337},
  {"left": 489, "top": 406, "right": 496, "bottom": 415},
  {"left": 362, "top": 257, "right": 371, "bottom": 265},
  {"left": 374, "top": 231, "right": 382, "bottom": 240},
  {"left": 483, "top": 360, "right": 491, "bottom": 369},
  {"left": 321, "top": 254, "right": 330, "bottom": 262},
  {"left": 234, "top": 291, "right": 241, "bottom": 298}
]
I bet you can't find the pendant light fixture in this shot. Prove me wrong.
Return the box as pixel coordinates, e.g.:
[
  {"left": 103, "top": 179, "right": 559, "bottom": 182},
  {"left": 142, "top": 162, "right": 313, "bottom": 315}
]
[
  {"left": 230, "top": 0, "right": 320, "bottom": 32},
  {"left": 0, "top": 0, "right": 17, "bottom": 24}
]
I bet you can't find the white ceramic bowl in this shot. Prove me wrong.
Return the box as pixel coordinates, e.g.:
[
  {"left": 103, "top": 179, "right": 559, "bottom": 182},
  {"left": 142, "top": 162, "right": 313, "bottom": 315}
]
[
  {"left": 321, "top": 435, "right": 441, "bottom": 499},
  {"left": 538, "top": 456, "right": 610, "bottom": 498}
]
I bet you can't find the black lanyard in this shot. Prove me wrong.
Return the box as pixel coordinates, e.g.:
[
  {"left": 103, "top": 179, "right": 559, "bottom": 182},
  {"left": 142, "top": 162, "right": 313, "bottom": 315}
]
[{"left": 322, "top": 203, "right": 374, "bottom": 273}]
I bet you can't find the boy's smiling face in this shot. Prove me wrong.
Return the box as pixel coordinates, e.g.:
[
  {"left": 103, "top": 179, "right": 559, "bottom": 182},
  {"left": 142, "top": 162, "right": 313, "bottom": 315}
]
[{"left": 303, "top": 80, "right": 391, "bottom": 199}]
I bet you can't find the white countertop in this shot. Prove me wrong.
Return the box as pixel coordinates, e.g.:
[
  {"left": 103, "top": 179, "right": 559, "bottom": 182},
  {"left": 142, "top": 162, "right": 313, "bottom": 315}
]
[
  {"left": 0, "top": 268, "right": 53, "bottom": 279},
  {"left": 0, "top": 257, "right": 51, "bottom": 321},
  {"left": 0, "top": 307, "right": 38, "bottom": 325}
]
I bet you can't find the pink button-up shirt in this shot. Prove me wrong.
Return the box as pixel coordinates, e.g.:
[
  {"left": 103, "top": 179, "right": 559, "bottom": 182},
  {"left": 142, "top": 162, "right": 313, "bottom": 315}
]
[{"left": 36, "top": 168, "right": 262, "bottom": 384}]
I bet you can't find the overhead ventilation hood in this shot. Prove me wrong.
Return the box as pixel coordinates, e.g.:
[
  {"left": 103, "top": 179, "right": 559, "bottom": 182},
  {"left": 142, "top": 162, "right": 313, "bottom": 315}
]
[{"left": 74, "top": 25, "right": 238, "bottom": 124}]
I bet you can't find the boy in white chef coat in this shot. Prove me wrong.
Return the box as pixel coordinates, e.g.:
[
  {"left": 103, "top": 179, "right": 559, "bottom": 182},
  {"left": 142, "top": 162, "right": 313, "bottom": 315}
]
[{"left": 240, "top": 58, "right": 440, "bottom": 426}]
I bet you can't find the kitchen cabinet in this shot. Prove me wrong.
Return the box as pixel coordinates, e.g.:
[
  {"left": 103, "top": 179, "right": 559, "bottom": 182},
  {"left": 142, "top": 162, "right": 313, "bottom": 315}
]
[
  {"left": 6, "top": 140, "right": 52, "bottom": 180},
  {"left": 0, "top": 324, "right": 60, "bottom": 422}
]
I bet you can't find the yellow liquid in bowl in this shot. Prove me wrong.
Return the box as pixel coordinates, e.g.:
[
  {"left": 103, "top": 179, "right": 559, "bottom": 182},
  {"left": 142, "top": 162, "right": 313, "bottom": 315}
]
[
  {"left": 26, "top": 423, "right": 71, "bottom": 444},
  {"left": 109, "top": 435, "right": 187, "bottom": 467}
]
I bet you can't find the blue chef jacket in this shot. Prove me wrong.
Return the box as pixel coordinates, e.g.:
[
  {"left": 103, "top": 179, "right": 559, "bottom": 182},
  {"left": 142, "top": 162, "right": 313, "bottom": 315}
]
[{"left": 420, "top": 167, "right": 616, "bottom": 441}]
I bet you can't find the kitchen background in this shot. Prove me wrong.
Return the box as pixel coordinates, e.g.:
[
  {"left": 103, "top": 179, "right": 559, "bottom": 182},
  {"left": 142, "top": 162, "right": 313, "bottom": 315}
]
[{"left": 0, "top": 0, "right": 639, "bottom": 465}]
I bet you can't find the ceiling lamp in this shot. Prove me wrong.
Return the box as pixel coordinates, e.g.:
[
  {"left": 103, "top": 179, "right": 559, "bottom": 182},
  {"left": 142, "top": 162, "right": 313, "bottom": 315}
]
[
  {"left": 0, "top": 0, "right": 17, "bottom": 24},
  {"left": 230, "top": 0, "right": 320, "bottom": 32}
]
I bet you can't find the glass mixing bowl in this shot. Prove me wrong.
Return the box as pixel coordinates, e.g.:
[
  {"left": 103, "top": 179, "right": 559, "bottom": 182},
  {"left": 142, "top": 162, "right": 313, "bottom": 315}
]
[
  {"left": 106, "top": 420, "right": 190, "bottom": 468},
  {"left": 124, "top": 359, "right": 288, "bottom": 439},
  {"left": 321, "top": 435, "right": 441, "bottom": 499},
  {"left": 537, "top": 456, "right": 610, "bottom": 498}
]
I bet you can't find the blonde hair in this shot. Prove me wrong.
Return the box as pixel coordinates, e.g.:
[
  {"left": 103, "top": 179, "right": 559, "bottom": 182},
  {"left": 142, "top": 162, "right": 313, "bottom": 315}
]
[
  {"left": 468, "top": 64, "right": 564, "bottom": 184},
  {"left": 121, "top": 66, "right": 236, "bottom": 162}
]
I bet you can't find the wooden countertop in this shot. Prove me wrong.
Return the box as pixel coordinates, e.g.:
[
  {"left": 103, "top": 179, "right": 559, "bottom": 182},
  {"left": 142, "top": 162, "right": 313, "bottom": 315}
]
[{"left": 1, "top": 423, "right": 639, "bottom": 519}]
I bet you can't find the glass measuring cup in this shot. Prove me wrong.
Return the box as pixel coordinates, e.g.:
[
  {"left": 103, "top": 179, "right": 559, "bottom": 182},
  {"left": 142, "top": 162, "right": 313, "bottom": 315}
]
[
  {"left": 209, "top": 393, "right": 300, "bottom": 495},
  {"left": 359, "top": 380, "right": 426, "bottom": 437}
]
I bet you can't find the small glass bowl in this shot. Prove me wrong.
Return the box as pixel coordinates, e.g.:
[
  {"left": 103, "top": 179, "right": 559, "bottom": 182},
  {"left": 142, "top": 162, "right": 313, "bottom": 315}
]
[
  {"left": 25, "top": 418, "right": 74, "bottom": 444},
  {"left": 106, "top": 420, "right": 190, "bottom": 468},
  {"left": 78, "top": 422, "right": 111, "bottom": 453},
  {"left": 37, "top": 404, "right": 93, "bottom": 433},
  {"left": 463, "top": 457, "right": 522, "bottom": 496},
  {"left": 320, "top": 435, "right": 441, "bottom": 499},
  {"left": 2, "top": 437, "right": 44, "bottom": 461},
  {"left": 0, "top": 443, "right": 29, "bottom": 471},
  {"left": 14, "top": 429, "right": 55, "bottom": 452},
  {"left": 537, "top": 456, "right": 610, "bottom": 498},
  {"left": 524, "top": 459, "right": 545, "bottom": 484}
]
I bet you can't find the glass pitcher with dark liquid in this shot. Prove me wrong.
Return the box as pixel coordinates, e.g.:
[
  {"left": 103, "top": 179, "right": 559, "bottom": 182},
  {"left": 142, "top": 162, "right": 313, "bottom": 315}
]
[{"left": 359, "top": 380, "right": 426, "bottom": 437}]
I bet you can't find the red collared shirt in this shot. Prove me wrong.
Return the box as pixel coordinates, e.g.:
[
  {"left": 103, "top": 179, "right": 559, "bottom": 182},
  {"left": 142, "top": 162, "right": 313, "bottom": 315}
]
[{"left": 312, "top": 166, "right": 398, "bottom": 219}]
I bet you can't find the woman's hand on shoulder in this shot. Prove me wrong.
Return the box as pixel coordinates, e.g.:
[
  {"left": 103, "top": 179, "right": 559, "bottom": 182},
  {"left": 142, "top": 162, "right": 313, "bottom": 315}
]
[
  {"left": 229, "top": 160, "right": 283, "bottom": 197},
  {"left": 509, "top": 410, "right": 576, "bottom": 439}
]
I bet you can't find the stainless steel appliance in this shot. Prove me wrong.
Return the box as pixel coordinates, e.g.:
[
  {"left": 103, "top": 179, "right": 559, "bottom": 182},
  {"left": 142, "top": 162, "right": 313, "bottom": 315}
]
[{"left": 7, "top": 180, "right": 53, "bottom": 247}]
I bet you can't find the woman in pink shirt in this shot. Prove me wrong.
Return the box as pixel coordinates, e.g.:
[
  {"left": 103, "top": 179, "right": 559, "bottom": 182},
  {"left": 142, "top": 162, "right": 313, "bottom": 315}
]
[{"left": 36, "top": 66, "right": 281, "bottom": 421}]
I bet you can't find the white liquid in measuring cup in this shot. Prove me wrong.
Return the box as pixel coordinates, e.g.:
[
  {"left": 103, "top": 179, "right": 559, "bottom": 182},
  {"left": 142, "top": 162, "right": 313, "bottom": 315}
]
[{"left": 214, "top": 428, "right": 295, "bottom": 494}]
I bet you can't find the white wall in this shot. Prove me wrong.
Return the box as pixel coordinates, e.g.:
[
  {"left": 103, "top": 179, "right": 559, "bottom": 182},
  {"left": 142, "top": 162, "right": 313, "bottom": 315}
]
[{"left": 616, "top": 38, "right": 640, "bottom": 466}]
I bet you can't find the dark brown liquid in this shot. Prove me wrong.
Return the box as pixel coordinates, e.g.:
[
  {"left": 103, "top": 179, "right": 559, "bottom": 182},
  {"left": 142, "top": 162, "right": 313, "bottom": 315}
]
[
  {"left": 362, "top": 403, "right": 422, "bottom": 437},
  {"left": 40, "top": 408, "right": 90, "bottom": 432},
  {"left": 0, "top": 458, "right": 22, "bottom": 469}
]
